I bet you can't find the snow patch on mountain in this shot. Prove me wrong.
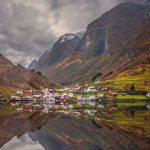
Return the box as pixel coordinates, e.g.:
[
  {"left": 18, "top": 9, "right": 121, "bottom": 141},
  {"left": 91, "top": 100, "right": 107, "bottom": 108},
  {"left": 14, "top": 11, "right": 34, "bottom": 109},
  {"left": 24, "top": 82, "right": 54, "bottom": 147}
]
[{"left": 59, "top": 31, "right": 85, "bottom": 43}]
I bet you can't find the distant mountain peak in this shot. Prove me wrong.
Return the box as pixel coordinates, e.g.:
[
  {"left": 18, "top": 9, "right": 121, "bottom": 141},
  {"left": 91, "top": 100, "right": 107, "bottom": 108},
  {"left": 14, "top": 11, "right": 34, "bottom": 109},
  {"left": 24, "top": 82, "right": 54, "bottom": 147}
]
[{"left": 58, "top": 31, "right": 85, "bottom": 43}]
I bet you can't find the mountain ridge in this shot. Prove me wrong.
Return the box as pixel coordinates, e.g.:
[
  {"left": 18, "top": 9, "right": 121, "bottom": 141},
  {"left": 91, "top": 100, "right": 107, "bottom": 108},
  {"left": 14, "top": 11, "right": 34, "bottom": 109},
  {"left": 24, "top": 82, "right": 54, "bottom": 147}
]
[{"left": 29, "top": 2, "right": 149, "bottom": 85}]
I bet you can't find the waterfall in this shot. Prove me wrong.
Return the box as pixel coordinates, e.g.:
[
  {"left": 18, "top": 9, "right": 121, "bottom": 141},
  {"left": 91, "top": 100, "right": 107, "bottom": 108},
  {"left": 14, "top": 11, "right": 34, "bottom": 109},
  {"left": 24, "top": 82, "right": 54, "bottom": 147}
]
[{"left": 105, "top": 31, "right": 108, "bottom": 51}]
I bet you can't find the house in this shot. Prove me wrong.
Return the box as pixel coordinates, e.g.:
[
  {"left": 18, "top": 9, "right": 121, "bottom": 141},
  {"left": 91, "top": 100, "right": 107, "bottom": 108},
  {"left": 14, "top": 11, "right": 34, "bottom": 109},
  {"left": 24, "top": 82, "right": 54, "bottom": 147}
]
[
  {"left": 60, "top": 102, "right": 65, "bottom": 107},
  {"left": 107, "top": 110, "right": 113, "bottom": 115},
  {"left": 84, "top": 87, "right": 97, "bottom": 92},
  {"left": 58, "top": 89, "right": 65, "bottom": 92},
  {"left": 97, "top": 104, "right": 104, "bottom": 109},
  {"left": 0, "top": 94, "right": 5, "bottom": 101},
  {"left": 119, "top": 92, "right": 127, "bottom": 96},
  {"left": 146, "top": 93, "right": 150, "bottom": 98},
  {"left": 89, "top": 101, "right": 96, "bottom": 106},
  {"left": 16, "top": 90, "right": 23, "bottom": 94},
  {"left": 146, "top": 105, "right": 150, "bottom": 109},
  {"left": 68, "top": 104, "right": 73, "bottom": 109},
  {"left": 64, "top": 87, "right": 69, "bottom": 91},
  {"left": 77, "top": 96, "right": 82, "bottom": 100},
  {"left": 100, "top": 88, "right": 108, "bottom": 91},
  {"left": 33, "top": 94, "right": 42, "bottom": 98},
  {"left": 72, "top": 87, "right": 81, "bottom": 92},
  {"left": 110, "top": 93, "right": 118, "bottom": 96},
  {"left": 68, "top": 93, "right": 73, "bottom": 98},
  {"left": 64, "top": 95, "right": 69, "bottom": 99},
  {"left": 43, "top": 88, "right": 49, "bottom": 93},
  {"left": 16, "top": 108, "right": 23, "bottom": 112},
  {"left": 97, "top": 93, "right": 104, "bottom": 98},
  {"left": 55, "top": 105, "right": 60, "bottom": 110},
  {"left": 94, "top": 81, "right": 101, "bottom": 85},
  {"left": 60, "top": 95, "right": 64, "bottom": 99},
  {"left": 49, "top": 101, "right": 55, "bottom": 107},
  {"left": 108, "top": 87, "right": 113, "bottom": 92},
  {"left": 77, "top": 101, "right": 82, "bottom": 106},
  {"left": 55, "top": 92, "right": 60, "bottom": 98},
  {"left": 84, "top": 109, "right": 95, "bottom": 116},
  {"left": 88, "top": 95, "right": 96, "bottom": 100},
  {"left": 81, "top": 96, "right": 87, "bottom": 101}
]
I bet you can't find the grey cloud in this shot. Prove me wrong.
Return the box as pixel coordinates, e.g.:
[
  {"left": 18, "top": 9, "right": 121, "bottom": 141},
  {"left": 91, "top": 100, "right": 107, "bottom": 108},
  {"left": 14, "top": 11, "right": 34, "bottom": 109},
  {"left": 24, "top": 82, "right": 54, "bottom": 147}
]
[{"left": 0, "top": 0, "right": 128, "bottom": 65}]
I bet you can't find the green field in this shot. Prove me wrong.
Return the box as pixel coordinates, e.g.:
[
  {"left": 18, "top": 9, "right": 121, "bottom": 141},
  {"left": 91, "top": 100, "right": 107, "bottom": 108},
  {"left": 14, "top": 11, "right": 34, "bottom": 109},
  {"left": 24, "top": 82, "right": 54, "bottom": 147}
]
[
  {"left": 117, "top": 102, "right": 147, "bottom": 107},
  {"left": 116, "top": 94, "right": 147, "bottom": 99},
  {"left": 101, "top": 65, "right": 150, "bottom": 92}
]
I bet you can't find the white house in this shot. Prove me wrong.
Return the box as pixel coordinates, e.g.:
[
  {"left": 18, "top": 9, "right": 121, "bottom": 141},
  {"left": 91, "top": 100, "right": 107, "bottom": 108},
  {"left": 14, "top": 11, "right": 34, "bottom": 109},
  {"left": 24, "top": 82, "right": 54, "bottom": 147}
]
[
  {"left": 146, "top": 93, "right": 150, "bottom": 98},
  {"left": 16, "top": 90, "right": 23, "bottom": 94},
  {"left": 89, "top": 101, "right": 96, "bottom": 106},
  {"left": 84, "top": 87, "right": 98, "bottom": 92},
  {"left": 97, "top": 104, "right": 104, "bottom": 109},
  {"left": 68, "top": 104, "right": 73, "bottom": 109},
  {"left": 33, "top": 94, "right": 42, "bottom": 98},
  {"left": 77, "top": 96, "right": 82, "bottom": 100},
  {"left": 94, "top": 81, "right": 101, "bottom": 85},
  {"left": 97, "top": 93, "right": 104, "bottom": 98},
  {"left": 88, "top": 95, "right": 96, "bottom": 100},
  {"left": 68, "top": 93, "right": 73, "bottom": 98}
]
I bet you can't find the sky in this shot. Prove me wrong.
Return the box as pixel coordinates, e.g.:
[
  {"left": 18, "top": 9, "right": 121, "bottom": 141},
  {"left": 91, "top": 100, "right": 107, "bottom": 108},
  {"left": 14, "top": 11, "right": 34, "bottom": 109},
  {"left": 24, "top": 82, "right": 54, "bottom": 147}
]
[{"left": 0, "top": 0, "right": 128, "bottom": 66}]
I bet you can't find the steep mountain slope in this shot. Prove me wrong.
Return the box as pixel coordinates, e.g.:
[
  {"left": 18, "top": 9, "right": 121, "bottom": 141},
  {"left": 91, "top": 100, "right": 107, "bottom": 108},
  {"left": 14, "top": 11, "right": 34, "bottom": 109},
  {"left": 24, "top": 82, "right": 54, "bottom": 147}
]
[
  {"left": 29, "top": 32, "right": 85, "bottom": 72},
  {"left": 0, "top": 53, "right": 58, "bottom": 95},
  {"left": 29, "top": 2, "right": 149, "bottom": 85}
]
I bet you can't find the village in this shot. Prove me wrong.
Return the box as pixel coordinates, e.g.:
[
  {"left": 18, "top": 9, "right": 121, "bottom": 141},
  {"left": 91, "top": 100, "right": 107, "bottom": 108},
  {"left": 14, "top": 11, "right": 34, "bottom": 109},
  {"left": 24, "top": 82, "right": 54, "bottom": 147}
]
[{"left": 0, "top": 80, "right": 149, "bottom": 118}]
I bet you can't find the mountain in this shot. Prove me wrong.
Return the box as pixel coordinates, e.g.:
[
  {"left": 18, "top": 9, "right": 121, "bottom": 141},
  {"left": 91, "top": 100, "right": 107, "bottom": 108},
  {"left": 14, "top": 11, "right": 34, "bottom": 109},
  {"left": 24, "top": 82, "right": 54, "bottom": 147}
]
[
  {"left": 29, "top": 2, "right": 149, "bottom": 85},
  {"left": 29, "top": 32, "right": 85, "bottom": 71},
  {"left": 0, "top": 53, "right": 59, "bottom": 95}
]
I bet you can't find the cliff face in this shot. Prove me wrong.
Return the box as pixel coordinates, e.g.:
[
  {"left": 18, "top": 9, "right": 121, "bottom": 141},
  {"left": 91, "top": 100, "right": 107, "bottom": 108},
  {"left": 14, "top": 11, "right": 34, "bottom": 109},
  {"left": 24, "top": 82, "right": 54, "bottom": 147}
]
[{"left": 29, "top": 2, "right": 149, "bottom": 85}]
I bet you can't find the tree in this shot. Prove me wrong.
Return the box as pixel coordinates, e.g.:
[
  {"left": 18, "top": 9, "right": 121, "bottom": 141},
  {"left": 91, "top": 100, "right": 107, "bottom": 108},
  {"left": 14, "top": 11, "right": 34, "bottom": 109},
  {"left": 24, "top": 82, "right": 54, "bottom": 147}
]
[
  {"left": 92, "top": 72, "right": 102, "bottom": 81},
  {"left": 37, "top": 71, "right": 42, "bottom": 76},
  {"left": 130, "top": 110, "right": 135, "bottom": 118},
  {"left": 130, "top": 84, "right": 135, "bottom": 91}
]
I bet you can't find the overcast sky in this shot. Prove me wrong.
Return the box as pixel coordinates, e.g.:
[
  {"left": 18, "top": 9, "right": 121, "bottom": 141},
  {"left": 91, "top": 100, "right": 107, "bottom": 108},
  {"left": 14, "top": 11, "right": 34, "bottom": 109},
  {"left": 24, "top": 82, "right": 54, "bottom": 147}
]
[{"left": 0, "top": 0, "right": 127, "bottom": 66}]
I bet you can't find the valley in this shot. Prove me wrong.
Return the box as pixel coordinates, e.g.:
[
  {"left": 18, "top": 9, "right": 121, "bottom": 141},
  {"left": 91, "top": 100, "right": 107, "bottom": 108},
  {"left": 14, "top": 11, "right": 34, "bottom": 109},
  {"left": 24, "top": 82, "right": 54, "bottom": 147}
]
[{"left": 0, "top": 1, "right": 150, "bottom": 150}]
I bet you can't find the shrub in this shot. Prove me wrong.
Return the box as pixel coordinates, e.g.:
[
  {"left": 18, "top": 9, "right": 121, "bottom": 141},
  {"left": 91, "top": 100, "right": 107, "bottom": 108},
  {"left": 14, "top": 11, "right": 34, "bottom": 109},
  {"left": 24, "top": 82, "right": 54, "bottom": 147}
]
[
  {"left": 37, "top": 71, "right": 42, "bottom": 76},
  {"left": 92, "top": 72, "right": 102, "bottom": 81}
]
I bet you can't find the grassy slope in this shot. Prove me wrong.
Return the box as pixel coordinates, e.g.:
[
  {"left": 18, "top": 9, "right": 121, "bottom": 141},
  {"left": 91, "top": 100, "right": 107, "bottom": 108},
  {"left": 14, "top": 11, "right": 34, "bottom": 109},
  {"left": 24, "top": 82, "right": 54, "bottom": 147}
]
[{"left": 101, "top": 64, "right": 150, "bottom": 92}]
